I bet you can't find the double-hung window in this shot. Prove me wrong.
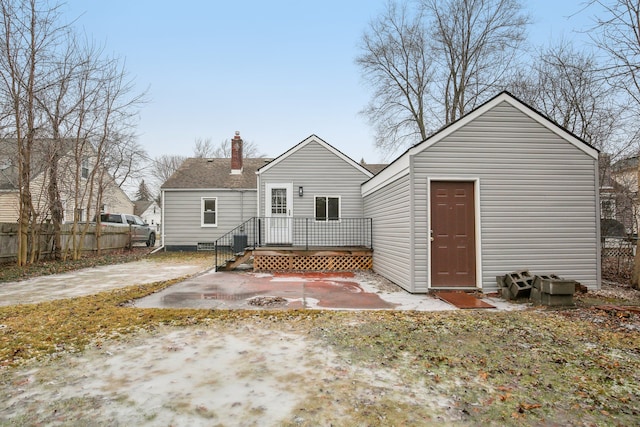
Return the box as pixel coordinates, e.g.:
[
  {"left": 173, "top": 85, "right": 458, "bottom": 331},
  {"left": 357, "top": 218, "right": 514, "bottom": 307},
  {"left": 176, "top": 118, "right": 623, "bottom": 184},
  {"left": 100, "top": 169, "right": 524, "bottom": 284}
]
[
  {"left": 201, "top": 197, "right": 217, "bottom": 227},
  {"left": 81, "top": 158, "right": 89, "bottom": 179},
  {"left": 315, "top": 196, "right": 340, "bottom": 221}
]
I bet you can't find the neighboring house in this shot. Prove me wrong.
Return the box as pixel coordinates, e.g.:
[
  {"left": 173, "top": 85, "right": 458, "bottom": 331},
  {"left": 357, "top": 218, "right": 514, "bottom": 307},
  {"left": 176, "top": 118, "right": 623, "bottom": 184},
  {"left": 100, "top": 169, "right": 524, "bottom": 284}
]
[
  {"left": 0, "top": 139, "right": 133, "bottom": 223},
  {"left": 600, "top": 154, "right": 638, "bottom": 236},
  {"left": 362, "top": 91, "right": 600, "bottom": 292},
  {"left": 161, "top": 91, "right": 601, "bottom": 292},
  {"left": 134, "top": 200, "right": 161, "bottom": 229}
]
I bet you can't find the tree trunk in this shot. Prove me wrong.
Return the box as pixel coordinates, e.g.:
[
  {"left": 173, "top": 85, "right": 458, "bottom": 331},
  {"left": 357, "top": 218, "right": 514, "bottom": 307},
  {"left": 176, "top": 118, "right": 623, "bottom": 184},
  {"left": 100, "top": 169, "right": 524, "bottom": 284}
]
[{"left": 632, "top": 161, "right": 640, "bottom": 289}]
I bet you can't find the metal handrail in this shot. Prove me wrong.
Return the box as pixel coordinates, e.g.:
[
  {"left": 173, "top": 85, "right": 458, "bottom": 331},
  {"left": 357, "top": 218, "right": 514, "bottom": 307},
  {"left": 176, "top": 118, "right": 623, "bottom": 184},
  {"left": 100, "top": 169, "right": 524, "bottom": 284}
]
[{"left": 214, "top": 217, "right": 372, "bottom": 271}]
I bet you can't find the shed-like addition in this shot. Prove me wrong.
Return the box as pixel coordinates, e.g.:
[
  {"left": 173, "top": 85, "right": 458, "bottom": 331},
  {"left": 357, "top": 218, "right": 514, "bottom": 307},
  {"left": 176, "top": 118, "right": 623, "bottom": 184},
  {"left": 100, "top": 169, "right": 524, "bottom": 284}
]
[{"left": 362, "top": 92, "right": 600, "bottom": 293}]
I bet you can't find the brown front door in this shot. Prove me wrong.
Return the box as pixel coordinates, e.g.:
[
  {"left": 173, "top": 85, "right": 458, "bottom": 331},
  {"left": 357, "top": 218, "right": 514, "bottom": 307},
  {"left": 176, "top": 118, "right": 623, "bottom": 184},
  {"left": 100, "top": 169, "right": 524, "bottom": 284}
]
[{"left": 430, "top": 181, "right": 476, "bottom": 287}]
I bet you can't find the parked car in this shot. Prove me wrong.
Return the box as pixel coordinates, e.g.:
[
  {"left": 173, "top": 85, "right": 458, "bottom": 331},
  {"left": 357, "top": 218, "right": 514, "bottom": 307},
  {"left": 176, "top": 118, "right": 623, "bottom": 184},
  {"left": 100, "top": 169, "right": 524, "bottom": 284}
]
[{"left": 95, "top": 213, "right": 156, "bottom": 247}]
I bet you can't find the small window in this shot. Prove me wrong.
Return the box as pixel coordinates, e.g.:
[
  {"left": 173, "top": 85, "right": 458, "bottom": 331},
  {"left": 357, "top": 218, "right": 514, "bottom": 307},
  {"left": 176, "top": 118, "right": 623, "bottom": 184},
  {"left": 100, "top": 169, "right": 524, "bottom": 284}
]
[
  {"left": 81, "top": 158, "right": 89, "bottom": 179},
  {"left": 202, "top": 197, "right": 217, "bottom": 227},
  {"left": 315, "top": 196, "right": 340, "bottom": 221},
  {"left": 271, "top": 188, "right": 287, "bottom": 214},
  {"left": 601, "top": 199, "right": 615, "bottom": 220},
  {"left": 74, "top": 208, "right": 84, "bottom": 222}
]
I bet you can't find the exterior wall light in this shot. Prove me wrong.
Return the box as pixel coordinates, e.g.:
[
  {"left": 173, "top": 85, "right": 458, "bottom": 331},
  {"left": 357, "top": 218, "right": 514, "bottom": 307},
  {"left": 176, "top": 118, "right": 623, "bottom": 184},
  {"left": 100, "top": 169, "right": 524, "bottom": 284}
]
[{"left": 298, "top": 186, "right": 304, "bottom": 197}]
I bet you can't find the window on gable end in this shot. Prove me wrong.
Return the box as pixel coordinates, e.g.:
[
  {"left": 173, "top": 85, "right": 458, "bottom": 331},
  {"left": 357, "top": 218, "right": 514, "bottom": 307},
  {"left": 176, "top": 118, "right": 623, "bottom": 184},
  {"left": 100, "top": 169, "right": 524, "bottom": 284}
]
[{"left": 202, "top": 197, "right": 217, "bottom": 227}]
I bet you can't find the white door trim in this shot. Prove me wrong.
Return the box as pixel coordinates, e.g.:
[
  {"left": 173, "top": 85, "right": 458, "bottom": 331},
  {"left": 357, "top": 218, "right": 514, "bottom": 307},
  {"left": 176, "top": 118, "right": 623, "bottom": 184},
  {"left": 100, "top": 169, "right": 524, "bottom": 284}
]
[
  {"left": 427, "top": 177, "right": 483, "bottom": 289},
  {"left": 265, "top": 182, "right": 293, "bottom": 244}
]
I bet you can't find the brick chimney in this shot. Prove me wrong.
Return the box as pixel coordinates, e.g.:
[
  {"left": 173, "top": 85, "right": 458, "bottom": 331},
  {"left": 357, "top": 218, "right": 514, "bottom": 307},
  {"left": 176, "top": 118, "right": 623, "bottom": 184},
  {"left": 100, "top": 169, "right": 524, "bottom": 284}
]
[{"left": 231, "top": 131, "right": 243, "bottom": 174}]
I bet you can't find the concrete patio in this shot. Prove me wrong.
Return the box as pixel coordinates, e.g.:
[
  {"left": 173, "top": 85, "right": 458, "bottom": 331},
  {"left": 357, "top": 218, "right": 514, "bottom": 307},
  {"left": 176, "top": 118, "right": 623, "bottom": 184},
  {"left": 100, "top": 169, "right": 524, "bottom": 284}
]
[{"left": 0, "top": 258, "right": 523, "bottom": 311}]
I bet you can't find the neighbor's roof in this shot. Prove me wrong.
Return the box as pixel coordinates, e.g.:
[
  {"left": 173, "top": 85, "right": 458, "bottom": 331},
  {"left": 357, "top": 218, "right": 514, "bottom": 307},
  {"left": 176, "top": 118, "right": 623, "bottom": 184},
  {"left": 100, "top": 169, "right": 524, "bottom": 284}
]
[
  {"left": 0, "top": 138, "right": 78, "bottom": 191},
  {"left": 360, "top": 163, "right": 388, "bottom": 175},
  {"left": 133, "top": 200, "right": 153, "bottom": 215},
  {"left": 161, "top": 157, "right": 269, "bottom": 189}
]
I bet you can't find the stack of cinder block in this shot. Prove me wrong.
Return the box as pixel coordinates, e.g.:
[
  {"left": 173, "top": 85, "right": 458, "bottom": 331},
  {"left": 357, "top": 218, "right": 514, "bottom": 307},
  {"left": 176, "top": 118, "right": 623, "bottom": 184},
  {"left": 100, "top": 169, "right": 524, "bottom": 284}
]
[
  {"left": 496, "top": 270, "right": 578, "bottom": 306},
  {"left": 530, "top": 275, "right": 577, "bottom": 306}
]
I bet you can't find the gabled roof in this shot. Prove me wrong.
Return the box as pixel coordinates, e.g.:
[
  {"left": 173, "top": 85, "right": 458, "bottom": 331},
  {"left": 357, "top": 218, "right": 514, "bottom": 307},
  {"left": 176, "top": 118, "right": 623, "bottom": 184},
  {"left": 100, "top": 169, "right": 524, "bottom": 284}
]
[
  {"left": 256, "top": 134, "right": 374, "bottom": 178},
  {"left": 133, "top": 200, "right": 154, "bottom": 215},
  {"left": 161, "top": 157, "right": 268, "bottom": 190},
  {"left": 611, "top": 155, "right": 638, "bottom": 173},
  {"left": 363, "top": 91, "right": 600, "bottom": 196},
  {"left": 0, "top": 138, "right": 83, "bottom": 191}
]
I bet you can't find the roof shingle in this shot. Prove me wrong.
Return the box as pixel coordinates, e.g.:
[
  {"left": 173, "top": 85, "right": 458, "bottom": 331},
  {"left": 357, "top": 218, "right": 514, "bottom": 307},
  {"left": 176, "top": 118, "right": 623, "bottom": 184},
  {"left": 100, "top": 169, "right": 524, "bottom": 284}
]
[{"left": 161, "top": 157, "right": 269, "bottom": 189}]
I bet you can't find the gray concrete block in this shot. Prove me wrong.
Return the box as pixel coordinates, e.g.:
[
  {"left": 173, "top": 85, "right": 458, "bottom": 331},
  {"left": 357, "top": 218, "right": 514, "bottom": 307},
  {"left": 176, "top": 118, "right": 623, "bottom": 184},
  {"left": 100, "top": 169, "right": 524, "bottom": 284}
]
[
  {"left": 530, "top": 287, "right": 542, "bottom": 305},
  {"left": 541, "top": 279, "right": 576, "bottom": 295},
  {"left": 533, "top": 274, "right": 561, "bottom": 289},
  {"left": 509, "top": 279, "right": 532, "bottom": 299},
  {"left": 540, "top": 293, "right": 574, "bottom": 306}
]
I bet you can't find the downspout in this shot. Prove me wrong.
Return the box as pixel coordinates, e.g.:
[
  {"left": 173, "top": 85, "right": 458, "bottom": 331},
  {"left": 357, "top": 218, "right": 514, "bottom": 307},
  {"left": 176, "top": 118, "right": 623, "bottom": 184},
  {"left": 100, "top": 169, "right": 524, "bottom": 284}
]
[
  {"left": 152, "top": 189, "right": 165, "bottom": 253},
  {"left": 240, "top": 190, "right": 244, "bottom": 224},
  {"left": 256, "top": 171, "right": 261, "bottom": 218}
]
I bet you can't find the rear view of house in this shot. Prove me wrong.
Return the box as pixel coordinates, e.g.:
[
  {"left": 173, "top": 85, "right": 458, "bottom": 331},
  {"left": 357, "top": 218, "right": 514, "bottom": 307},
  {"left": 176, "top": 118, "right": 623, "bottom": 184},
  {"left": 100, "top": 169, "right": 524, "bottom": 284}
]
[
  {"left": 160, "top": 93, "right": 600, "bottom": 293},
  {"left": 363, "top": 91, "right": 601, "bottom": 293}
]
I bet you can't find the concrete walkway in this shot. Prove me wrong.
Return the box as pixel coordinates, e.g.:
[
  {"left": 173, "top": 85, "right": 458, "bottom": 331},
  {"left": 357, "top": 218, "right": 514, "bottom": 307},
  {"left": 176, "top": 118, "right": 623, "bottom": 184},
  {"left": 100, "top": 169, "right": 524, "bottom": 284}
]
[{"left": 0, "top": 258, "right": 210, "bottom": 306}]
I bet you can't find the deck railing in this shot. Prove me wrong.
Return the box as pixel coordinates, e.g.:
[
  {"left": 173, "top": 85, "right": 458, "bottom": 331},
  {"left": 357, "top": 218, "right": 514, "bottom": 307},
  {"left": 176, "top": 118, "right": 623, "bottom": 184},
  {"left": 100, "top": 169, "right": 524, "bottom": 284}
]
[{"left": 214, "top": 217, "right": 372, "bottom": 271}]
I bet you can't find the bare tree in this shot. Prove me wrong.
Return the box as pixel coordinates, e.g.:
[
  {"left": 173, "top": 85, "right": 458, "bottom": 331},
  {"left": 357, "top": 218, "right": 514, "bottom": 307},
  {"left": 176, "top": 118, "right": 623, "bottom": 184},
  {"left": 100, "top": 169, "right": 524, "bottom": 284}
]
[
  {"left": 152, "top": 154, "right": 186, "bottom": 183},
  {"left": 0, "top": 0, "right": 68, "bottom": 265},
  {"left": 357, "top": 0, "right": 529, "bottom": 155},
  {"left": 422, "top": 0, "right": 529, "bottom": 123},
  {"left": 202, "top": 137, "right": 264, "bottom": 158},
  {"left": 356, "top": 1, "right": 434, "bottom": 157},
  {"left": 193, "top": 137, "right": 214, "bottom": 158},
  {"left": 591, "top": 0, "right": 640, "bottom": 107},
  {"left": 589, "top": 0, "right": 640, "bottom": 288},
  {"left": 35, "top": 33, "right": 89, "bottom": 259},
  {"left": 75, "top": 55, "right": 146, "bottom": 258},
  {"left": 510, "top": 42, "right": 624, "bottom": 154}
]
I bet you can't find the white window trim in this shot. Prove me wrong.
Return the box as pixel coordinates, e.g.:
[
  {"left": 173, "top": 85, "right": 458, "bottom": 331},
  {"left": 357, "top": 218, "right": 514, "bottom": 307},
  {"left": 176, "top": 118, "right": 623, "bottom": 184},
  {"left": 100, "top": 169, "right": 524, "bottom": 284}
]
[
  {"left": 81, "top": 158, "right": 89, "bottom": 179},
  {"left": 314, "top": 195, "right": 341, "bottom": 222},
  {"left": 201, "top": 197, "right": 218, "bottom": 227},
  {"left": 601, "top": 197, "right": 616, "bottom": 220}
]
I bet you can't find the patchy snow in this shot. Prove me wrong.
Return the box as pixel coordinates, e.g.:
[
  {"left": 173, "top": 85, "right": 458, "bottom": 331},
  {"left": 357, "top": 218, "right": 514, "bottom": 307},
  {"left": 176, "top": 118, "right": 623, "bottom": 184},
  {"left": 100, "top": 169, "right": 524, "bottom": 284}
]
[
  {"left": 1, "top": 325, "right": 455, "bottom": 425},
  {"left": 2, "top": 326, "right": 325, "bottom": 425}
]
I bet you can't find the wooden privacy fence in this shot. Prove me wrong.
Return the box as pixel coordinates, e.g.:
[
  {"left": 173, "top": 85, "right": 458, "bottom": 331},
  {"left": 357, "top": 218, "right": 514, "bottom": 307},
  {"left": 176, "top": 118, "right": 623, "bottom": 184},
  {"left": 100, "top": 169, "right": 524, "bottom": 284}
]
[{"left": 0, "top": 222, "right": 133, "bottom": 263}]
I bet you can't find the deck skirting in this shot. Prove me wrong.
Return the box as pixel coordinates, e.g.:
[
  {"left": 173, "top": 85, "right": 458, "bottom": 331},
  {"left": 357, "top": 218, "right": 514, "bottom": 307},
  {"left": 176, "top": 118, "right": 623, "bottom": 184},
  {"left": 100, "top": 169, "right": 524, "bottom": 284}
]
[{"left": 253, "top": 248, "right": 372, "bottom": 272}]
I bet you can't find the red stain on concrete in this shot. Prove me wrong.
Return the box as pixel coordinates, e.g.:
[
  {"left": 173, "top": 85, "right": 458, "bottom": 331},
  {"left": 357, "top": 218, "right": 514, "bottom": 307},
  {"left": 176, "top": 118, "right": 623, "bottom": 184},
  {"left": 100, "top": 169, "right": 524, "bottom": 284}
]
[
  {"left": 304, "top": 280, "right": 397, "bottom": 309},
  {"left": 152, "top": 271, "right": 397, "bottom": 310}
]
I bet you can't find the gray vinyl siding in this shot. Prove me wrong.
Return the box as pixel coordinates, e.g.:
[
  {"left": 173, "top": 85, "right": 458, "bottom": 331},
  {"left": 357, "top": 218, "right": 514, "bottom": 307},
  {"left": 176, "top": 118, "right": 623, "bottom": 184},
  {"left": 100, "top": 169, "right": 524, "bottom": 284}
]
[
  {"left": 259, "top": 141, "right": 369, "bottom": 218},
  {"left": 163, "top": 189, "right": 256, "bottom": 248},
  {"left": 363, "top": 174, "right": 414, "bottom": 291},
  {"left": 412, "top": 101, "right": 599, "bottom": 291},
  {"left": 259, "top": 140, "right": 371, "bottom": 246}
]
